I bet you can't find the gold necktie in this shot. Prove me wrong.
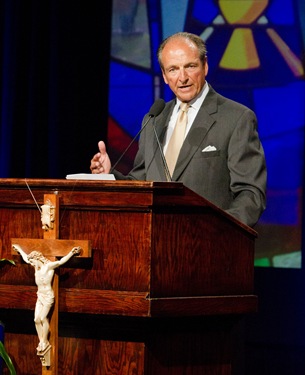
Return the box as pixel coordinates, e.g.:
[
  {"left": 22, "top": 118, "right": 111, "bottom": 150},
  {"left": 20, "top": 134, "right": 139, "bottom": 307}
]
[{"left": 165, "top": 102, "right": 189, "bottom": 177}]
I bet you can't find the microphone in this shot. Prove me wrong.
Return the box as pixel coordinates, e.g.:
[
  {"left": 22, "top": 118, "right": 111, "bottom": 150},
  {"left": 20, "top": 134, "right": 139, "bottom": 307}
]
[
  {"left": 110, "top": 99, "right": 165, "bottom": 173},
  {"left": 148, "top": 98, "right": 166, "bottom": 117}
]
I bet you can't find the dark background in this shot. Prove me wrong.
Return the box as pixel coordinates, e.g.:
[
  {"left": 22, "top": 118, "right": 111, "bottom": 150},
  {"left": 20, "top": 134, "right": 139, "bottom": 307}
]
[
  {"left": 0, "top": 1, "right": 305, "bottom": 374},
  {"left": 0, "top": 0, "right": 111, "bottom": 178}
]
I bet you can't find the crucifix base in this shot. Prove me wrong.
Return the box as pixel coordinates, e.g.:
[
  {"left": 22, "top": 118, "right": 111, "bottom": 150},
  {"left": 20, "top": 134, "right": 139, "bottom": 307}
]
[{"left": 38, "top": 344, "right": 52, "bottom": 367}]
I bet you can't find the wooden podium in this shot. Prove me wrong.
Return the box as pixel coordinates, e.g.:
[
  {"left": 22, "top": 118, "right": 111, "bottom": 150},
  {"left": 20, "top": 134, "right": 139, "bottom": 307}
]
[{"left": 0, "top": 178, "right": 257, "bottom": 374}]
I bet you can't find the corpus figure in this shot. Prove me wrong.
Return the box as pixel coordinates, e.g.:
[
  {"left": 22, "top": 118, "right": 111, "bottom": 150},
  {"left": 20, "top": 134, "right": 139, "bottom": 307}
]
[{"left": 12, "top": 244, "right": 81, "bottom": 352}]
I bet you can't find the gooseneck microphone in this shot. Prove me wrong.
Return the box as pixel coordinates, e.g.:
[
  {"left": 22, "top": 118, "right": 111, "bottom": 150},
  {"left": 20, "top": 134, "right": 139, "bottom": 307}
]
[
  {"left": 110, "top": 99, "right": 165, "bottom": 173},
  {"left": 148, "top": 98, "right": 166, "bottom": 117}
]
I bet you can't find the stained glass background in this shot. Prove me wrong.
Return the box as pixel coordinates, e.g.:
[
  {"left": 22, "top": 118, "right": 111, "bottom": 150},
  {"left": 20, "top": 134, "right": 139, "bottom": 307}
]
[{"left": 109, "top": 0, "right": 305, "bottom": 268}]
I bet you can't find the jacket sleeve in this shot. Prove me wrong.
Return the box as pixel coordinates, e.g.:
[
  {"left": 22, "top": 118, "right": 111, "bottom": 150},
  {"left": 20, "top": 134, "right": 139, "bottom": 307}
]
[{"left": 225, "top": 109, "right": 267, "bottom": 227}]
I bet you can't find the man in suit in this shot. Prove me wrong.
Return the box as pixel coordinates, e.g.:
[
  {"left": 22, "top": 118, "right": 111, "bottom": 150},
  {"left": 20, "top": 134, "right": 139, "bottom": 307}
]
[{"left": 90, "top": 32, "right": 266, "bottom": 227}]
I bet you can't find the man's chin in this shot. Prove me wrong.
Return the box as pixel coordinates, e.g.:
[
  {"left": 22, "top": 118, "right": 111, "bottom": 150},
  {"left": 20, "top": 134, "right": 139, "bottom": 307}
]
[{"left": 176, "top": 92, "right": 195, "bottom": 102}]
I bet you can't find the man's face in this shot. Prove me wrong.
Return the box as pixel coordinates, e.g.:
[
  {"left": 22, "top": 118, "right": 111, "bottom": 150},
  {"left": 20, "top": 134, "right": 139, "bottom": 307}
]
[{"left": 161, "top": 38, "right": 208, "bottom": 103}]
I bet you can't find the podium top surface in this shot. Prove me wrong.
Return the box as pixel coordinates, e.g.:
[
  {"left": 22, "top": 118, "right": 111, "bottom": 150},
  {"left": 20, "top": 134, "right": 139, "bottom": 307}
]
[
  {"left": 0, "top": 177, "right": 182, "bottom": 192},
  {"left": 0, "top": 178, "right": 256, "bottom": 235}
]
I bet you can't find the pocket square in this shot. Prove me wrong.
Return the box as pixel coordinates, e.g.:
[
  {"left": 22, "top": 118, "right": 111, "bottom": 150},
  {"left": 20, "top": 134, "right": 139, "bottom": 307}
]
[{"left": 202, "top": 145, "right": 217, "bottom": 152}]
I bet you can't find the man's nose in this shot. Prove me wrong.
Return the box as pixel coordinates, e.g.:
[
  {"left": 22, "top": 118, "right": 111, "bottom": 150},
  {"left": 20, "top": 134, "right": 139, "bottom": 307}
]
[{"left": 178, "top": 68, "right": 188, "bottom": 81}]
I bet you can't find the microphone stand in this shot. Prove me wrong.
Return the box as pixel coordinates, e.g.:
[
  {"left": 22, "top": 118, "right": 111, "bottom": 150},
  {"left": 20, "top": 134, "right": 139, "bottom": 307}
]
[
  {"left": 152, "top": 122, "right": 172, "bottom": 182},
  {"left": 110, "top": 98, "right": 166, "bottom": 175},
  {"left": 110, "top": 114, "right": 153, "bottom": 173}
]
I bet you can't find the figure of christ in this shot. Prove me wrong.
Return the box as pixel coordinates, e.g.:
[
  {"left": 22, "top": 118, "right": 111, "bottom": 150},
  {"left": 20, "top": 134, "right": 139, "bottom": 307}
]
[{"left": 12, "top": 244, "right": 81, "bottom": 352}]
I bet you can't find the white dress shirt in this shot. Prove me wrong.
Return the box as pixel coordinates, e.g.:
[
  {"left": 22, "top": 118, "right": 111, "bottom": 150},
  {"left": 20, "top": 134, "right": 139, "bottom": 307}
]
[{"left": 163, "top": 82, "right": 209, "bottom": 153}]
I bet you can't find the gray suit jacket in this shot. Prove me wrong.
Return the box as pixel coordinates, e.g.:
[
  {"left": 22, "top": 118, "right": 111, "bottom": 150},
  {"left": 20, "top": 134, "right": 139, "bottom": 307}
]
[{"left": 114, "top": 86, "right": 267, "bottom": 227}]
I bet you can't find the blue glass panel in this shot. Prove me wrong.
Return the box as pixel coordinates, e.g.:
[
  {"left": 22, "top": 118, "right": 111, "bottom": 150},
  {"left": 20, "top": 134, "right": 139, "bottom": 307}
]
[
  {"left": 263, "top": 128, "right": 304, "bottom": 190},
  {"left": 192, "top": 0, "right": 219, "bottom": 24},
  {"left": 109, "top": 62, "right": 154, "bottom": 137},
  {"left": 150, "top": 21, "right": 162, "bottom": 73},
  {"left": 266, "top": 0, "right": 295, "bottom": 25},
  {"left": 161, "top": 0, "right": 189, "bottom": 38},
  {"left": 254, "top": 83, "right": 305, "bottom": 139},
  {"left": 297, "top": 0, "right": 305, "bottom": 42},
  {"left": 261, "top": 190, "right": 300, "bottom": 225}
]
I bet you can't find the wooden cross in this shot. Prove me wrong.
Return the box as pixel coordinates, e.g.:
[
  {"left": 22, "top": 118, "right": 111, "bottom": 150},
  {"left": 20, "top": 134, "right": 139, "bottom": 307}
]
[{"left": 11, "top": 193, "right": 91, "bottom": 375}]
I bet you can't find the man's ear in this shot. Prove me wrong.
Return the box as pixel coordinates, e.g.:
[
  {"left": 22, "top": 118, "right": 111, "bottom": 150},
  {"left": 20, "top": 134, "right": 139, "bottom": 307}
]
[{"left": 204, "top": 59, "right": 209, "bottom": 76}]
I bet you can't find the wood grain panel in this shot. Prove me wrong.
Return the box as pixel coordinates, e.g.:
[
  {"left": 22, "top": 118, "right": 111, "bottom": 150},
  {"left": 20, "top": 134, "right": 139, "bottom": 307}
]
[{"left": 0, "top": 179, "right": 257, "bottom": 374}]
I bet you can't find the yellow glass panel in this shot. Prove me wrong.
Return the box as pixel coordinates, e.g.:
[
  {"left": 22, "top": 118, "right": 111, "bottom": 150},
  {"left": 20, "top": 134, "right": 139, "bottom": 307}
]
[
  {"left": 219, "top": 0, "right": 268, "bottom": 24},
  {"left": 220, "top": 28, "right": 260, "bottom": 70}
]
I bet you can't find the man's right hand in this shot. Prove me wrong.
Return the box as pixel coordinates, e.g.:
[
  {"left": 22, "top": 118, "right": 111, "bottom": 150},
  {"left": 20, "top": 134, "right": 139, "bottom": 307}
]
[{"left": 90, "top": 141, "right": 112, "bottom": 174}]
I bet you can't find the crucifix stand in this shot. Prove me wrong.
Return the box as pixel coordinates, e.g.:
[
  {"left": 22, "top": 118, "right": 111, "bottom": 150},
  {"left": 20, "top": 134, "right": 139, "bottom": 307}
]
[{"left": 11, "top": 193, "right": 91, "bottom": 375}]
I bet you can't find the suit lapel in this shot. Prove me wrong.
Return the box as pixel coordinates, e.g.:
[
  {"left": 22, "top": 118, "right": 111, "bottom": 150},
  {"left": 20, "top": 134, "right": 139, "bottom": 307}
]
[{"left": 148, "top": 89, "right": 219, "bottom": 181}]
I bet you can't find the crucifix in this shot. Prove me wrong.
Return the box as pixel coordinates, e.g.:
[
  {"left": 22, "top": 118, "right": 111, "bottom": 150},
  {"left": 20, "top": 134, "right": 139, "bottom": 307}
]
[{"left": 11, "top": 193, "right": 91, "bottom": 375}]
